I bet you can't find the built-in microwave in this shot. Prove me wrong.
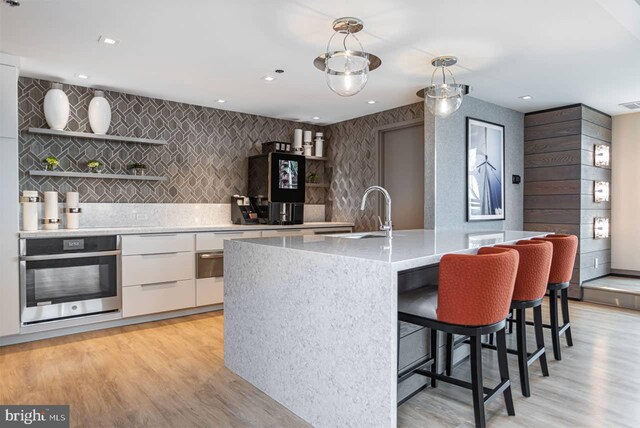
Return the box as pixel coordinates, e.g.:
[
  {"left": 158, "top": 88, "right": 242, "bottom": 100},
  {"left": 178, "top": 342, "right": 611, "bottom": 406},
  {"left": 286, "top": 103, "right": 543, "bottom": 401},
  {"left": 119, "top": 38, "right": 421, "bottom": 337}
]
[{"left": 19, "top": 236, "right": 121, "bottom": 324}]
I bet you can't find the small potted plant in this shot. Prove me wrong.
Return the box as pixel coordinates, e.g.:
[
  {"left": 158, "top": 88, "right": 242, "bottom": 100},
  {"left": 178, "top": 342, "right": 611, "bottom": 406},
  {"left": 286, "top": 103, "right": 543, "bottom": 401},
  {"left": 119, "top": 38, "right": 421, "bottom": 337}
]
[
  {"left": 128, "top": 162, "right": 147, "bottom": 176},
  {"left": 87, "top": 159, "right": 103, "bottom": 173},
  {"left": 42, "top": 156, "right": 59, "bottom": 171},
  {"left": 306, "top": 172, "right": 318, "bottom": 184}
]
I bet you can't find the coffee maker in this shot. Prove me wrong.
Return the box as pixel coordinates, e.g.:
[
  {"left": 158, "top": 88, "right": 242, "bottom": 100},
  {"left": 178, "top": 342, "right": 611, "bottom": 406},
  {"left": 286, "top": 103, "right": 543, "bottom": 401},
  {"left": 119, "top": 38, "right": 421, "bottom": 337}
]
[{"left": 247, "top": 152, "right": 305, "bottom": 225}]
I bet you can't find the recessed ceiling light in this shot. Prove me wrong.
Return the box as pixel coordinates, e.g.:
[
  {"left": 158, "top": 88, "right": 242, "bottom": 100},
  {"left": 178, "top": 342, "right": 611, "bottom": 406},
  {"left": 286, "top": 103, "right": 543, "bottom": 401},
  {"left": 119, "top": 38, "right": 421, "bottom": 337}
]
[
  {"left": 312, "top": 116, "right": 320, "bottom": 120},
  {"left": 98, "top": 35, "right": 119, "bottom": 45},
  {"left": 263, "top": 76, "right": 276, "bottom": 81},
  {"left": 75, "top": 74, "right": 89, "bottom": 79},
  {"left": 519, "top": 95, "right": 533, "bottom": 100},
  {"left": 216, "top": 99, "right": 226, "bottom": 103},
  {"left": 367, "top": 100, "right": 377, "bottom": 104}
]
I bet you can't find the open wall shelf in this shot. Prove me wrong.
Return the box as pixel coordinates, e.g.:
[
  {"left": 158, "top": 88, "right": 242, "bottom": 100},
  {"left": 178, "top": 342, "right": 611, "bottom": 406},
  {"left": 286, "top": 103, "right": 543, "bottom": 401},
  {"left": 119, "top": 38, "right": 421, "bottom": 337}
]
[
  {"left": 29, "top": 170, "right": 168, "bottom": 182},
  {"left": 27, "top": 128, "right": 167, "bottom": 145},
  {"left": 305, "top": 182, "right": 329, "bottom": 188}
]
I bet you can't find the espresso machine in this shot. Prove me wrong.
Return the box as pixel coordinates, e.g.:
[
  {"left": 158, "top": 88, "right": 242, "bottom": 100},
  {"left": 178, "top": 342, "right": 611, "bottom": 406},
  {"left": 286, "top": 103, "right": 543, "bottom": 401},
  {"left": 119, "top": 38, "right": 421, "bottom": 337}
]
[{"left": 247, "top": 152, "right": 305, "bottom": 225}]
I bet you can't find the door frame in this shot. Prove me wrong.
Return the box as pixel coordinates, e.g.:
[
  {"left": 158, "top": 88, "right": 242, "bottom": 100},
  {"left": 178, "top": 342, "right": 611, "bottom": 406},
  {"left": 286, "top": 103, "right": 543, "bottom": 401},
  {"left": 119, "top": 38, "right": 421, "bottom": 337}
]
[{"left": 375, "top": 118, "right": 425, "bottom": 224}]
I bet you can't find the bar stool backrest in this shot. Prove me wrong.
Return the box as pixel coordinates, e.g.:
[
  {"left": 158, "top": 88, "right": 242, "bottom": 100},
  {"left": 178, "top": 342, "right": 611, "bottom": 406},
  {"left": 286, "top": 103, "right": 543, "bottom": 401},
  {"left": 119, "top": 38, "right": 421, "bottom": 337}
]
[
  {"left": 532, "top": 234, "right": 578, "bottom": 284},
  {"left": 437, "top": 247, "right": 519, "bottom": 326},
  {"left": 496, "top": 241, "right": 553, "bottom": 301}
]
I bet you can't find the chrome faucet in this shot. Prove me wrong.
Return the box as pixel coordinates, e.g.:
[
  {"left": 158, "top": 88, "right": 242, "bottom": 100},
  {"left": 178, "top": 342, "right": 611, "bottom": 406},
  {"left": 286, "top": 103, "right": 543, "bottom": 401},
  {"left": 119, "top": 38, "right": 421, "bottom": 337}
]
[{"left": 360, "top": 186, "right": 393, "bottom": 239}]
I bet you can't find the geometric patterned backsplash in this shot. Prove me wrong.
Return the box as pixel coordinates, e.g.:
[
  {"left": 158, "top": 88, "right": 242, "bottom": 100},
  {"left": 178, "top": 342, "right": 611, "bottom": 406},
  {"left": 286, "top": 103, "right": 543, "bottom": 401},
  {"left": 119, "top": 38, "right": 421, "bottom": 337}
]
[
  {"left": 325, "top": 102, "right": 424, "bottom": 231},
  {"left": 18, "top": 78, "right": 324, "bottom": 204}
]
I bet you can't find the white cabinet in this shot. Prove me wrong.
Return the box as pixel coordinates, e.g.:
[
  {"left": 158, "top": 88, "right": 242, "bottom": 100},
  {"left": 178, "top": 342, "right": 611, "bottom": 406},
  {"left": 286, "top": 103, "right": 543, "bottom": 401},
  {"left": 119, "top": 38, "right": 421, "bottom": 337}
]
[
  {"left": 261, "top": 228, "right": 314, "bottom": 238},
  {"left": 121, "top": 234, "right": 195, "bottom": 318},
  {"left": 196, "top": 277, "right": 224, "bottom": 307},
  {"left": 196, "top": 230, "right": 261, "bottom": 251},
  {"left": 122, "top": 279, "right": 195, "bottom": 318},
  {"left": 122, "top": 252, "right": 194, "bottom": 286},
  {"left": 122, "top": 233, "right": 193, "bottom": 255}
]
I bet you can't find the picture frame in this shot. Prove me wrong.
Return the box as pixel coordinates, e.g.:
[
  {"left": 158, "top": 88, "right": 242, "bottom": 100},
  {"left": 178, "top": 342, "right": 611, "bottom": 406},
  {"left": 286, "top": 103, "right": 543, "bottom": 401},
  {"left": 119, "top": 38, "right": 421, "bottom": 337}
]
[{"left": 466, "top": 117, "right": 505, "bottom": 221}]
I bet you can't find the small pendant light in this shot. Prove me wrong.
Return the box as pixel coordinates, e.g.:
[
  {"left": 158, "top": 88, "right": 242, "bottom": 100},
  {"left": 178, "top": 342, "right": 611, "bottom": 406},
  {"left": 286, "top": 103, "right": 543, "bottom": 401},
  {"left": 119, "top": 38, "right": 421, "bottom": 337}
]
[
  {"left": 417, "top": 56, "right": 471, "bottom": 118},
  {"left": 313, "top": 17, "right": 382, "bottom": 97}
]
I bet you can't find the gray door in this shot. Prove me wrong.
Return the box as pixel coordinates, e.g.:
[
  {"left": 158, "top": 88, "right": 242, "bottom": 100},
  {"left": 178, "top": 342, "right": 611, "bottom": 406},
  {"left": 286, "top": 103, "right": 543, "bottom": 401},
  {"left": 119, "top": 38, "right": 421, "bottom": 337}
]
[{"left": 380, "top": 123, "right": 424, "bottom": 230}]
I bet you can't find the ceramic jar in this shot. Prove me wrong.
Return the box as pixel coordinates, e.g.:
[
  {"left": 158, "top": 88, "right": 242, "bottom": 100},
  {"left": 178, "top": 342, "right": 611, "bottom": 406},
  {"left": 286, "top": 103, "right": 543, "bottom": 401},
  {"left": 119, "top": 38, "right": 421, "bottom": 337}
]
[
  {"left": 88, "top": 90, "right": 111, "bottom": 134},
  {"left": 43, "top": 83, "right": 70, "bottom": 130}
]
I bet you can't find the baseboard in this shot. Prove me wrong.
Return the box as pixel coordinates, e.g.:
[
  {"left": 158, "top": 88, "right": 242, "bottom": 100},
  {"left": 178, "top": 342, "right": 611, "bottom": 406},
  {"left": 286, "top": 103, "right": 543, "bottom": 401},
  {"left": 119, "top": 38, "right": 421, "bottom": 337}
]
[{"left": 610, "top": 269, "right": 640, "bottom": 278}]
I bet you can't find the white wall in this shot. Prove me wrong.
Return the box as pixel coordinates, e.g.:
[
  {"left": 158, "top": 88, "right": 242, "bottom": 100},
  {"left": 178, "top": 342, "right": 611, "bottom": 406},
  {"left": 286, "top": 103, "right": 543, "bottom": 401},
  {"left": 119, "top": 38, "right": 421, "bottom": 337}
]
[{"left": 612, "top": 112, "right": 640, "bottom": 274}]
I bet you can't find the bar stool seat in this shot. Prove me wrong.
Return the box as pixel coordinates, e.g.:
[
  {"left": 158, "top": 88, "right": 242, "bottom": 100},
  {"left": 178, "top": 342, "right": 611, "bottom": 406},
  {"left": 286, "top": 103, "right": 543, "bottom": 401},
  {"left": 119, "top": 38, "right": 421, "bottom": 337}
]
[
  {"left": 398, "top": 285, "right": 438, "bottom": 319},
  {"left": 398, "top": 247, "right": 519, "bottom": 428}
]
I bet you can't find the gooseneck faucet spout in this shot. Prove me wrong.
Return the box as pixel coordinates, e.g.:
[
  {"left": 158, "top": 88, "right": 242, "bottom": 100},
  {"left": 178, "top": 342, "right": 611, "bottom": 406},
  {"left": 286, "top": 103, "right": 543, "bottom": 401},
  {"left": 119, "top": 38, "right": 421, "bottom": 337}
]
[{"left": 360, "top": 186, "right": 392, "bottom": 239}]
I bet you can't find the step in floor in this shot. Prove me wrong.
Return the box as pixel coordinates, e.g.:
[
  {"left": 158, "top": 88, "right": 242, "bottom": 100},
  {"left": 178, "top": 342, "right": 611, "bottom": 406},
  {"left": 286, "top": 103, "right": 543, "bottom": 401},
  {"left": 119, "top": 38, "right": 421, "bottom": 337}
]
[{"left": 583, "top": 275, "right": 640, "bottom": 310}]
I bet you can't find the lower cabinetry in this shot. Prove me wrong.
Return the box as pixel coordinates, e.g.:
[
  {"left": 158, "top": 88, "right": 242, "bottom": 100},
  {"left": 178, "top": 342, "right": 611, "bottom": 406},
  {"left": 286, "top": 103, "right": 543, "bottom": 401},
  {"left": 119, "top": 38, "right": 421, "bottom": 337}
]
[
  {"left": 196, "top": 277, "right": 224, "bottom": 307},
  {"left": 123, "top": 279, "right": 195, "bottom": 318}
]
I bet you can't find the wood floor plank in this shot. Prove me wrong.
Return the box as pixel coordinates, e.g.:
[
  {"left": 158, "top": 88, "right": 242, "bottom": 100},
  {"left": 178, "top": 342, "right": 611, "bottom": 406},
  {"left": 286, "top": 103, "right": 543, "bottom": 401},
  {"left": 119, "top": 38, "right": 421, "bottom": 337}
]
[{"left": 1, "top": 303, "right": 639, "bottom": 427}]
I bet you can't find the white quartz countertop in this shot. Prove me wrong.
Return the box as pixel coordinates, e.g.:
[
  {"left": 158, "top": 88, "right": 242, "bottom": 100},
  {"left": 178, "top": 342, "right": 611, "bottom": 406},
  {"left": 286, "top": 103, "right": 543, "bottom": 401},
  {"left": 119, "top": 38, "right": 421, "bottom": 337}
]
[
  {"left": 18, "top": 222, "right": 354, "bottom": 238},
  {"left": 235, "top": 229, "right": 546, "bottom": 271}
]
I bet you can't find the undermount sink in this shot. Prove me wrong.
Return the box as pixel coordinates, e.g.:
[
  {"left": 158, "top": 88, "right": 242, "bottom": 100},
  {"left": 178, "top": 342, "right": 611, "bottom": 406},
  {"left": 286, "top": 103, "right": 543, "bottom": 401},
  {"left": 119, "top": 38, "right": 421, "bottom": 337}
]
[{"left": 340, "top": 233, "right": 387, "bottom": 239}]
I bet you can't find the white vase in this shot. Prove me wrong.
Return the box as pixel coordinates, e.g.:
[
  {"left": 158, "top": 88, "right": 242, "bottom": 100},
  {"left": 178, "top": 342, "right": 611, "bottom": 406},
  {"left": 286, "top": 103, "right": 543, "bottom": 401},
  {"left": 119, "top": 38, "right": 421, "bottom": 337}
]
[
  {"left": 88, "top": 90, "right": 111, "bottom": 134},
  {"left": 43, "top": 83, "right": 70, "bottom": 131}
]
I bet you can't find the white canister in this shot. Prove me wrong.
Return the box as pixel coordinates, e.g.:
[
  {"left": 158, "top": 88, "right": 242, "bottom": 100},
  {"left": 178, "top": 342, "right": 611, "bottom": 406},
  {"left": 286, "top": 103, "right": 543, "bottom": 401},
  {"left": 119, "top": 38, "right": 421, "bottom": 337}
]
[
  {"left": 303, "top": 144, "right": 313, "bottom": 156},
  {"left": 44, "top": 191, "right": 59, "bottom": 219},
  {"left": 293, "top": 129, "right": 303, "bottom": 148},
  {"left": 66, "top": 192, "right": 79, "bottom": 208},
  {"left": 65, "top": 212, "right": 80, "bottom": 229},
  {"left": 43, "top": 82, "right": 70, "bottom": 131},
  {"left": 42, "top": 219, "right": 61, "bottom": 230},
  {"left": 21, "top": 190, "right": 39, "bottom": 232},
  {"left": 88, "top": 90, "right": 112, "bottom": 135},
  {"left": 314, "top": 132, "right": 324, "bottom": 157},
  {"left": 303, "top": 130, "right": 312, "bottom": 144}
]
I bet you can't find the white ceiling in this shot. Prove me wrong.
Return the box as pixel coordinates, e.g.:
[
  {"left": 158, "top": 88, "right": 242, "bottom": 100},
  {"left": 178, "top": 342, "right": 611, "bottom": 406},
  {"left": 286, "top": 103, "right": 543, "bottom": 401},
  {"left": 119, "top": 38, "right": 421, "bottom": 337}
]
[{"left": 2, "top": 0, "right": 640, "bottom": 124}]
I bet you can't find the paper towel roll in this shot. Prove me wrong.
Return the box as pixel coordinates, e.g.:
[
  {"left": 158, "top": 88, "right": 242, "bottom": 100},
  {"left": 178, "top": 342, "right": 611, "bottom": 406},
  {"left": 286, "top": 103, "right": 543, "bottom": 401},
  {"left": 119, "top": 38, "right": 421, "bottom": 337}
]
[
  {"left": 44, "top": 191, "right": 59, "bottom": 219},
  {"left": 66, "top": 192, "right": 79, "bottom": 208},
  {"left": 293, "top": 129, "right": 303, "bottom": 148}
]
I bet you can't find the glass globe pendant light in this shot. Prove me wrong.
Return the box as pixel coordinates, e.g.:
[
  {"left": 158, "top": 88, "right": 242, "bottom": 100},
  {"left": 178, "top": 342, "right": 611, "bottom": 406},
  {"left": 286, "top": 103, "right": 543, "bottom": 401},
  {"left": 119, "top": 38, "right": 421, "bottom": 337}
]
[
  {"left": 313, "top": 17, "right": 382, "bottom": 97},
  {"left": 417, "top": 56, "right": 471, "bottom": 118}
]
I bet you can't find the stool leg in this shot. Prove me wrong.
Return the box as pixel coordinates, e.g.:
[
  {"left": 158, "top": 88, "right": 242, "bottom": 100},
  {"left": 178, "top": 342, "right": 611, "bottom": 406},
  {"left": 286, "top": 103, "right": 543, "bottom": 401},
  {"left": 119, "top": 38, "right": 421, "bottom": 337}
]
[
  {"left": 496, "top": 327, "right": 515, "bottom": 416},
  {"left": 445, "top": 333, "right": 453, "bottom": 376},
  {"left": 470, "top": 335, "right": 486, "bottom": 428},
  {"left": 515, "top": 308, "right": 530, "bottom": 397},
  {"left": 549, "top": 289, "right": 562, "bottom": 361},
  {"left": 533, "top": 305, "right": 549, "bottom": 377},
  {"left": 430, "top": 328, "right": 438, "bottom": 388},
  {"left": 561, "top": 288, "right": 574, "bottom": 347},
  {"left": 508, "top": 309, "right": 514, "bottom": 334}
]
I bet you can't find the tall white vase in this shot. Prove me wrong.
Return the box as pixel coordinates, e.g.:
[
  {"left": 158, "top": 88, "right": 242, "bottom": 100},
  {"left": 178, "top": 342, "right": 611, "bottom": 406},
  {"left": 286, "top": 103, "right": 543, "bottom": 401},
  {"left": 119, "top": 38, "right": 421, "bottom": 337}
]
[
  {"left": 43, "top": 82, "right": 70, "bottom": 131},
  {"left": 88, "top": 90, "right": 111, "bottom": 134}
]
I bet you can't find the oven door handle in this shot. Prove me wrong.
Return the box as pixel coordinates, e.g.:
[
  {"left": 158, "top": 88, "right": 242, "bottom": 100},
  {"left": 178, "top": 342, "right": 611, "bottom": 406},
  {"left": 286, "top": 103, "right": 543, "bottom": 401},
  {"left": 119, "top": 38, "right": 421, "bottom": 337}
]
[
  {"left": 198, "top": 252, "right": 223, "bottom": 259},
  {"left": 20, "top": 250, "right": 122, "bottom": 261}
]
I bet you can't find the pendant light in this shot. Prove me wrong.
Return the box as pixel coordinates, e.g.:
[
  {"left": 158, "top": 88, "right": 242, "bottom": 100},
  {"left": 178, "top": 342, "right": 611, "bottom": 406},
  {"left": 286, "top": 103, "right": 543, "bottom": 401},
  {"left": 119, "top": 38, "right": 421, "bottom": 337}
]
[
  {"left": 417, "top": 56, "right": 471, "bottom": 118},
  {"left": 313, "top": 17, "right": 382, "bottom": 97}
]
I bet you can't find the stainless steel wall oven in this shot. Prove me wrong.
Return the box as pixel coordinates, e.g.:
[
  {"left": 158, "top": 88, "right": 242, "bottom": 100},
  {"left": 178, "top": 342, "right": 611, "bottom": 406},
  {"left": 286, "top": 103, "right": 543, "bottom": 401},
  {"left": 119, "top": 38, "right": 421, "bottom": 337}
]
[{"left": 19, "top": 236, "right": 121, "bottom": 324}]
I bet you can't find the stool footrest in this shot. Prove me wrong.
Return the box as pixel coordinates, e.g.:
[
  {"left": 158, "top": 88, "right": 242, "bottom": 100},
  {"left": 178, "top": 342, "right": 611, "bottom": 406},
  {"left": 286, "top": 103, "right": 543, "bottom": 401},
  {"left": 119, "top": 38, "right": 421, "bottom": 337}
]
[
  {"left": 412, "top": 368, "right": 510, "bottom": 405},
  {"left": 398, "top": 356, "right": 435, "bottom": 383},
  {"left": 525, "top": 320, "right": 571, "bottom": 336}
]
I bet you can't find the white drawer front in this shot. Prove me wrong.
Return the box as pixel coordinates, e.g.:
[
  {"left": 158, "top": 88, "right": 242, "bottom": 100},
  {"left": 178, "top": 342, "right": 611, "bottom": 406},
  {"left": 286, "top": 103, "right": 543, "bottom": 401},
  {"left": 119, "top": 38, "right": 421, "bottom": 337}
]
[
  {"left": 121, "top": 233, "right": 194, "bottom": 255},
  {"left": 261, "top": 229, "right": 313, "bottom": 238},
  {"left": 196, "top": 277, "right": 224, "bottom": 306},
  {"left": 122, "top": 279, "right": 195, "bottom": 318},
  {"left": 196, "top": 230, "right": 262, "bottom": 251},
  {"left": 122, "top": 252, "right": 194, "bottom": 286}
]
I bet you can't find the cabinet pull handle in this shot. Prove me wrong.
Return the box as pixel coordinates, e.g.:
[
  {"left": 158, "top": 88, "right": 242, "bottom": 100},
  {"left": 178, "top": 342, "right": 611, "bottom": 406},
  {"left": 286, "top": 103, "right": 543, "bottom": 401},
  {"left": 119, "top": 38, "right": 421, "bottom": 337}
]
[
  {"left": 138, "top": 234, "right": 178, "bottom": 238},
  {"left": 140, "top": 281, "right": 178, "bottom": 287}
]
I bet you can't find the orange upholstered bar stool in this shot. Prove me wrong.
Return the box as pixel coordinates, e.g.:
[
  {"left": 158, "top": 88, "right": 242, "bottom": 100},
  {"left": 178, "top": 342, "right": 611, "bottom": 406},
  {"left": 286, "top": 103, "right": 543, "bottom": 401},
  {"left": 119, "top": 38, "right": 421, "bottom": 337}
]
[
  {"left": 531, "top": 234, "right": 578, "bottom": 360},
  {"left": 398, "top": 247, "right": 519, "bottom": 428}
]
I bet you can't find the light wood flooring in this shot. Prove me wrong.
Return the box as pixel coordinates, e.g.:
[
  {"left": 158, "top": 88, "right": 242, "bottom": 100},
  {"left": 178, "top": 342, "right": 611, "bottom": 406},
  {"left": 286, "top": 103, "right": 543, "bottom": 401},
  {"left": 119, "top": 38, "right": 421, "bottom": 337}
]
[{"left": 1, "top": 301, "right": 639, "bottom": 427}]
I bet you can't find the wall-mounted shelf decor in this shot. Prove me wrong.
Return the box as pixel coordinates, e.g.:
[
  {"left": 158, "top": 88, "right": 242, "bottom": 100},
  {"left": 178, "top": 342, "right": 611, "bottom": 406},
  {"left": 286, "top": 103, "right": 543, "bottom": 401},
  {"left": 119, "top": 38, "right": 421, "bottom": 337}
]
[
  {"left": 305, "top": 182, "right": 329, "bottom": 188},
  {"left": 27, "top": 128, "right": 167, "bottom": 146},
  {"left": 305, "top": 156, "right": 329, "bottom": 161},
  {"left": 29, "top": 170, "right": 168, "bottom": 182}
]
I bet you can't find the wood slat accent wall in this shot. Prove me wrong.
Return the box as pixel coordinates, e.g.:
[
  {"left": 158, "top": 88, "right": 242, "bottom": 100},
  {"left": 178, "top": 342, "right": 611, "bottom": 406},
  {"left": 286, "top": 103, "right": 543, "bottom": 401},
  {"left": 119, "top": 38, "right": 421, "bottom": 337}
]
[{"left": 524, "top": 104, "right": 612, "bottom": 298}]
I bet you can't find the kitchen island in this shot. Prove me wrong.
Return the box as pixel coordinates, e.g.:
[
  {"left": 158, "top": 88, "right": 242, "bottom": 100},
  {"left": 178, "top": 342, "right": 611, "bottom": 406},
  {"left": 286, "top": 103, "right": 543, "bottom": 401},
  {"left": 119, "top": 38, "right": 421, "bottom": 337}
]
[{"left": 223, "top": 229, "right": 543, "bottom": 428}]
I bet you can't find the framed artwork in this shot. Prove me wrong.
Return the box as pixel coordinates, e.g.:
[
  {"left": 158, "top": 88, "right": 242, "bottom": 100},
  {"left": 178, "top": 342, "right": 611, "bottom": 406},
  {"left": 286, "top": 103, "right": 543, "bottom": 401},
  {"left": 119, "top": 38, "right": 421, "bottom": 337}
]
[{"left": 466, "top": 117, "right": 505, "bottom": 221}]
